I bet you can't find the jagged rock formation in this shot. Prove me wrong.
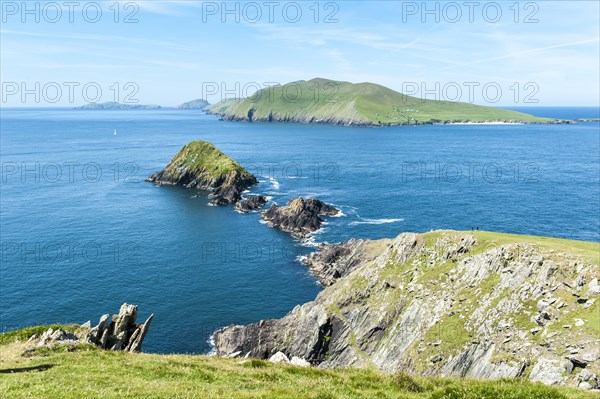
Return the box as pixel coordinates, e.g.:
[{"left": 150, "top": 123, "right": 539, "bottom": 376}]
[
  {"left": 84, "top": 303, "right": 153, "bottom": 352},
  {"left": 214, "top": 231, "right": 600, "bottom": 390},
  {"left": 261, "top": 197, "right": 339, "bottom": 238},
  {"left": 235, "top": 195, "right": 269, "bottom": 213},
  {"left": 302, "top": 238, "right": 392, "bottom": 286},
  {"left": 146, "top": 140, "right": 257, "bottom": 205},
  {"left": 29, "top": 304, "right": 153, "bottom": 353}
]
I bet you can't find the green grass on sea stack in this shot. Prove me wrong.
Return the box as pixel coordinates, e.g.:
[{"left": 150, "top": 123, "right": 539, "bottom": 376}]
[{"left": 169, "top": 140, "right": 253, "bottom": 178}]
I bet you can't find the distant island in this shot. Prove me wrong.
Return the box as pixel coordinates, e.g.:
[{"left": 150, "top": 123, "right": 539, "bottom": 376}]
[
  {"left": 205, "top": 78, "right": 560, "bottom": 126},
  {"left": 75, "top": 102, "right": 164, "bottom": 110},
  {"left": 75, "top": 99, "right": 211, "bottom": 110},
  {"left": 177, "top": 99, "right": 210, "bottom": 109}
]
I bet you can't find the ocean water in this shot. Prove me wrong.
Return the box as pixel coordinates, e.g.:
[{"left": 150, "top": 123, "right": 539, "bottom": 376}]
[{"left": 1, "top": 107, "right": 599, "bottom": 353}]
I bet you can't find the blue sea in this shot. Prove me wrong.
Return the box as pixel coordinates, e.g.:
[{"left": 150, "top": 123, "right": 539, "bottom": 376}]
[{"left": 1, "top": 106, "right": 599, "bottom": 353}]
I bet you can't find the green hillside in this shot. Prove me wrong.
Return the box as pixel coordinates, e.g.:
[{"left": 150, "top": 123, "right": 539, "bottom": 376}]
[{"left": 205, "top": 78, "right": 556, "bottom": 126}]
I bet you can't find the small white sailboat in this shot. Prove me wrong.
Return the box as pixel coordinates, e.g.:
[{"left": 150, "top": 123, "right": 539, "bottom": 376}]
[{"left": 113, "top": 129, "right": 117, "bottom": 136}]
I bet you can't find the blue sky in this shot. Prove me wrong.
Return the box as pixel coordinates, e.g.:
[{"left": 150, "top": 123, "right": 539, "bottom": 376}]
[{"left": 1, "top": 0, "right": 599, "bottom": 106}]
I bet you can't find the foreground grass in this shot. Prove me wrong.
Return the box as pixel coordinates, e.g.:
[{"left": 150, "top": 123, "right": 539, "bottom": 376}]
[{"left": 0, "top": 339, "right": 594, "bottom": 399}]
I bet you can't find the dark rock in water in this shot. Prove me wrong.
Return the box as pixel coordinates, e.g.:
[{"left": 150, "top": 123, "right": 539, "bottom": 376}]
[
  {"left": 235, "top": 195, "right": 269, "bottom": 212},
  {"left": 146, "top": 140, "right": 257, "bottom": 205},
  {"left": 261, "top": 197, "right": 339, "bottom": 237}
]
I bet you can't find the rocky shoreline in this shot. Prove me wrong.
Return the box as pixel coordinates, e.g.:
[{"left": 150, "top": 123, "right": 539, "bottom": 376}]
[
  {"left": 235, "top": 195, "right": 269, "bottom": 213},
  {"left": 206, "top": 109, "right": 572, "bottom": 127},
  {"left": 148, "top": 141, "right": 339, "bottom": 241},
  {"left": 146, "top": 140, "right": 598, "bottom": 391},
  {"left": 213, "top": 231, "right": 600, "bottom": 390}
]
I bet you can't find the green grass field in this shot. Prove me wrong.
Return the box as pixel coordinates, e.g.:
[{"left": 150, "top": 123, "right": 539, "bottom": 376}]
[{"left": 0, "top": 338, "right": 594, "bottom": 399}]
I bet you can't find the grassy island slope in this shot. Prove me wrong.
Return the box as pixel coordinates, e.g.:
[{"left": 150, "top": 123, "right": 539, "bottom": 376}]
[
  {"left": 206, "top": 78, "right": 555, "bottom": 125},
  {"left": 146, "top": 140, "right": 257, "bottom": 205}
]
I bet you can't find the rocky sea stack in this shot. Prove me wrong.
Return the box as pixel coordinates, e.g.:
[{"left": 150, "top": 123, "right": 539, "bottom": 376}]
[
  {"left": 146, "top": 140, "right": 257, "bottom": 205},
  {"left": 213, "top": 230, "right": 600, "bottom": 390},
  {"left": 235, "top": 195, "right": 269, "bottom": 213},
  {"left": 261, "top": 197, "right": 339, "bottom": 237}
]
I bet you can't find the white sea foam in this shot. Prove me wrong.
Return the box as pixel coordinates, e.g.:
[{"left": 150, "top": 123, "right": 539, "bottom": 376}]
[
  {"left": 350, "top": 218, "right": 404, "bottom": 226},
  {"left": 442, "top": 121, "right": 524, "bottom": 125},
  {"left": 207, "top": 332, "right": 217, "bottom": 356},
  {"left": 262, "top": 175, "right": 280, "bottom": 190},
  {"left": 300, "top": 236, "right": 318, "bottom": 247},
  {"left": 296, "top": 255, "right": 307, "bottom": 263}
]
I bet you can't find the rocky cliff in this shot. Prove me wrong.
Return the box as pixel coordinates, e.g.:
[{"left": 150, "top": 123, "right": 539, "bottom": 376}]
[
  {"left": 214, "top": 230, "right": 600, "bottom": 390},
  {"left": 146, "top": 140, "right": 257, "bottom": 205}
]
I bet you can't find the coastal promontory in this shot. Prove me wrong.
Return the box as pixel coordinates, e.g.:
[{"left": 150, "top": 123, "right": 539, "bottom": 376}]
[{"left": 214, "top": 230, "right": 600, "bottom": 389}]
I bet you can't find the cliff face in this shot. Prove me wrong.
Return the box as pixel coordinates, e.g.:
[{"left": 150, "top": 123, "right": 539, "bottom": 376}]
[
  {"left": 214, "top": 231, "right": 600, "bottom": 390},
  {"left": 146, "top": 140, "right": 257, "bottom": 205}
]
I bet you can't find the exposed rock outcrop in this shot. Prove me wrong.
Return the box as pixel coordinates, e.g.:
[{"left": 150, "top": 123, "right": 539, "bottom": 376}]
[
  {"left": 30, "top": 303, "right": 153, "bottom": 353},
  {"left": 235, "top": 195, "right": 268, "bottom": 213},
  {"left": 213, "top": 231, "right": 600, "bottom": 389},
  {"left": 302, "top": 238, "right": 392, "bottom": 286},
  {"left": 261, "top": 197, "right": 339, "bottom": 238},
  {"left": 146, "top": 140, "right": 257, "bottom": 205}
]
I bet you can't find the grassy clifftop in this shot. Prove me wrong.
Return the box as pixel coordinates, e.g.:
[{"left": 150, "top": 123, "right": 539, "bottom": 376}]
[
  {"left": 205, "top": 78, "right": 555, "bottom": 126},
  {"left": 0, "top": 336, "right": 593, "bottom": 399}
]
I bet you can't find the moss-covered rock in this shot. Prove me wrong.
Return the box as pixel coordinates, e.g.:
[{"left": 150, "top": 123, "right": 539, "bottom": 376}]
[{"left": 146, "top": 140, "right": 257, "bottom": 205}]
